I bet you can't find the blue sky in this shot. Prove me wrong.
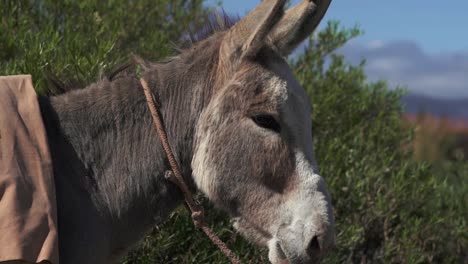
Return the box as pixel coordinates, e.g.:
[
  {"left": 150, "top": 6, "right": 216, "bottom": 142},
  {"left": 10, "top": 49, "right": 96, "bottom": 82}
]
[{"left": 205, "top": 1, "right": 468, "bottom": 99}]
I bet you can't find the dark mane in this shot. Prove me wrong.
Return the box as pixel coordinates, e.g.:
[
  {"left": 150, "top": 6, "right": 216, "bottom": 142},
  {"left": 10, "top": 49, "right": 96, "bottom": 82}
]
[
  {"left": 45, "top": 10, "right": 239, "bottom": 96},
  {"left": 179, "top": 9, "right": 239, "bottom": 49}
]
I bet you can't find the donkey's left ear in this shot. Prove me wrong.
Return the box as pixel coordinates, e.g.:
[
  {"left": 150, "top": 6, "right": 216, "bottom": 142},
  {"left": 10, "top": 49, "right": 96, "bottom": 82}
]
[
  {"left": 269, "top": 0, "right": 332, "bottom": 56},
  {"left": 221, "top": 0, "right": 286, "bottom": 61}
]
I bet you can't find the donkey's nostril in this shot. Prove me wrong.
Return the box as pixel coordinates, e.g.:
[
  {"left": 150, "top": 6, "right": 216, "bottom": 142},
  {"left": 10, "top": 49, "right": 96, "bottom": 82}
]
[{"left": 307, "top": 235, "right": 321, "bottom": 256}]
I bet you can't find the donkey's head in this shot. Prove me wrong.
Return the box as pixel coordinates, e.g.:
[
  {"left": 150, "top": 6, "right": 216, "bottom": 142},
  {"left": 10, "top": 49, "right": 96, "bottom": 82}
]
[{"left": 192, "top": 1, "right": 334, "bottom": 263}]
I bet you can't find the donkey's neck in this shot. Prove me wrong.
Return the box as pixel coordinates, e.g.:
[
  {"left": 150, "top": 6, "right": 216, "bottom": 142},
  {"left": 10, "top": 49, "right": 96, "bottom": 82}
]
[{"left": 39, "top": 49, "right": 217, "bottom": 260}]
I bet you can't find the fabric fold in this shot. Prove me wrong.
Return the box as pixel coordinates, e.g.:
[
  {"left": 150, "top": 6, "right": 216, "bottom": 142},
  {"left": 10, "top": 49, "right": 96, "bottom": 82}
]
[{"left": 0, "top": 75, "right": 59, "bottom": 264}]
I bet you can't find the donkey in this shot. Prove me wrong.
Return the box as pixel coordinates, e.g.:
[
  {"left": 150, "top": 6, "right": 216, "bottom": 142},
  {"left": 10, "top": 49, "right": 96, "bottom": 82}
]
[{"left": 37, "top": 0, "right": 334, "bottom": 263}]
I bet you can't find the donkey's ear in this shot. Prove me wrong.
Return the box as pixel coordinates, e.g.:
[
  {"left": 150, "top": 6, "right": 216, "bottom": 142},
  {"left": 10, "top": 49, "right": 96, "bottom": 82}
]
[
  {"left": 222, "top": 0, "right": 286, "bottom": 60},
  {"left": 269, "top": 0, "right": 332, "bottom": 56}
]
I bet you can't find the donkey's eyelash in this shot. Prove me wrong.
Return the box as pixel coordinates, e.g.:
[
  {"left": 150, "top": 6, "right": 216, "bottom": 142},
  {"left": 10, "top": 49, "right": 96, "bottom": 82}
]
[{"left": 251, "top": 114, "right": 281, "bottom": 133}]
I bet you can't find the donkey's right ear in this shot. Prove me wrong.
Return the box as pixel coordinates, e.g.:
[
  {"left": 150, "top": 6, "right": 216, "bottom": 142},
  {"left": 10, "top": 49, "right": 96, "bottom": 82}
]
[{"left": 221, "top": 0, "right": 286, "bottom": 62}]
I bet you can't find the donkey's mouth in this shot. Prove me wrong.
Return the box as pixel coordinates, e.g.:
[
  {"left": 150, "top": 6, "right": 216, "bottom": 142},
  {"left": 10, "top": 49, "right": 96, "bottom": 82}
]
[
  {"left": 276, "top": 243, "right": 290, "bottom": 264},
  {"left": 268, "top": 239, "right": 289, "bottom": 264},
  {"left": 268, "top": 237, "right": 324, "bottom": 264}
]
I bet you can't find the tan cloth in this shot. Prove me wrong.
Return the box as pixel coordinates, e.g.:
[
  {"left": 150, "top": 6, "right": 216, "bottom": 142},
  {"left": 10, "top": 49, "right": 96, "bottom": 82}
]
[{"left": 0, "top": 75, "right": 59, "bottom": 264}]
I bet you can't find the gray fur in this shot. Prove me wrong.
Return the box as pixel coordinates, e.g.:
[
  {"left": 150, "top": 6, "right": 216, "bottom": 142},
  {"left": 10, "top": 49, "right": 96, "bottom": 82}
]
[{"left": 39, "top": 34, "right": 223, "bottom": 263}]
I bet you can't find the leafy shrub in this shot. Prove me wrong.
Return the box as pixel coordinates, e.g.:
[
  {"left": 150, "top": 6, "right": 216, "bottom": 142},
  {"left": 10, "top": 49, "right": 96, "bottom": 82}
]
[
  {"left": 301, "top": 22, "right": 466, "bottom": 263},
  {"left": 1, "top": 0, "right": 209, "bottom": 94}
]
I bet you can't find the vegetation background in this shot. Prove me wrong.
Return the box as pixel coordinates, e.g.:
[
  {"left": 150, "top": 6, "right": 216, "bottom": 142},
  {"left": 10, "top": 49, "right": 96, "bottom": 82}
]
[{"left": 1, "top": 0, "right": 466, "bottom": 263}]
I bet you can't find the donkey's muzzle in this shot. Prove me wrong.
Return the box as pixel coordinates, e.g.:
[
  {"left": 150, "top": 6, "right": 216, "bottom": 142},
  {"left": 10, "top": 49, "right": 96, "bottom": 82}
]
[{"left": 271, "top": 219, "right": 335, "bottom": 264}]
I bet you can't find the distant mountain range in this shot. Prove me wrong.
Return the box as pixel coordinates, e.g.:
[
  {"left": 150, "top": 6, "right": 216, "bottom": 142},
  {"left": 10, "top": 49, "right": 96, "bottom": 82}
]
[{"left": 401, "top": 93, "right": 468, "bottom": 120}]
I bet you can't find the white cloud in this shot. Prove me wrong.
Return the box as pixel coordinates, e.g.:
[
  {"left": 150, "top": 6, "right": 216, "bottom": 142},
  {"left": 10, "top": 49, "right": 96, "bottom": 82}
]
[
  {"left": 366, "top": 40, "right": 385, "bottom": 50},
  {"left": 367, "top": 57, "right": 411, "bottom": 73},
  {"left": 336, "top": 40, "right": 468, "bottom": 99}
]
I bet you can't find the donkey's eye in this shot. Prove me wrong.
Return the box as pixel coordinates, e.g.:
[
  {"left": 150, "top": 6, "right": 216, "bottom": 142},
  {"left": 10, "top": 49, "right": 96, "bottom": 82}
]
[{"left": 252, "top": 114, "right": 281, "bottom": 133}]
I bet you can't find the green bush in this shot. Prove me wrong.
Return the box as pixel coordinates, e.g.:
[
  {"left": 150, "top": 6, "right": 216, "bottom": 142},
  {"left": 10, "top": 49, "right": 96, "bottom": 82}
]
[
  {"left": 300, "top": 22, "right": 466, "bottom": 263},
  {"left": 1, "top": 0, "right": 209, "bottom": 94},
  {"left": 1, "top": 1, "right": 466, "bottom": 263}
]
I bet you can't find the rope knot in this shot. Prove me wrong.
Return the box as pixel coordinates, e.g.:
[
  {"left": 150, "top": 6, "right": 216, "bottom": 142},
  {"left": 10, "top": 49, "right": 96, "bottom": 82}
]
[{"left": 191, "top": 207, "right": 205, "bottom": 228}]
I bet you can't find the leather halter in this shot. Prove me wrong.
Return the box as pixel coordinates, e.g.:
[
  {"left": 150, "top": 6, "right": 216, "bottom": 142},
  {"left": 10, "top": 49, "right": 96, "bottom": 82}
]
[{"left": 140, "top": 78, "right": 241, "bottom": 264}]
